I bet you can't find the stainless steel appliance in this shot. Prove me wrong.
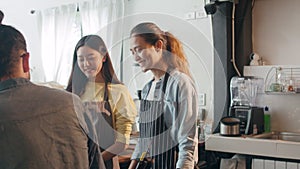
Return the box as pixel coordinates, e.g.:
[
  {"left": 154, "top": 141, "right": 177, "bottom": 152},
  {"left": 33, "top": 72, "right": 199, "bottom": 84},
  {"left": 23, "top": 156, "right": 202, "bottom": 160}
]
[
  {"left": 220, "top": 117, "right": 240, "bottom": 136},
  {"left": 229, "top": 76, "right": 265, "bottom": 135}
]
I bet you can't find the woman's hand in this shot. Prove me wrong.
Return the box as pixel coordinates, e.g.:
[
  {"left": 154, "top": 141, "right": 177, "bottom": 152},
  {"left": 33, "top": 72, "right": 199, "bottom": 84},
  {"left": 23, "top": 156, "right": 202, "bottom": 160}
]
[{"left": 84, "top": 101, "right": 111, "bottom": 116}]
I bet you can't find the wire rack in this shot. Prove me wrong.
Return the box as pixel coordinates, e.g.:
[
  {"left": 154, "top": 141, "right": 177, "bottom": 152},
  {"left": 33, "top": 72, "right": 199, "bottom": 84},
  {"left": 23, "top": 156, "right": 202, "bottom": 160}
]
[{"left": 265, "top": 67, "right": 300, "bottom": 94}]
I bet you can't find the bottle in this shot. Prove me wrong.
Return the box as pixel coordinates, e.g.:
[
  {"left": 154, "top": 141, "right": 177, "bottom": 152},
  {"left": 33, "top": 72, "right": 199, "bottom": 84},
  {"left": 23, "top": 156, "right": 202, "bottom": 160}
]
[
  {"left": 264, "top": 106, "right": 271, "bottom": 133},
  {"left": 253, "top": 124, "right": 258, "bottom": 135},
  {"left": 288, "top": 79, "right": 294, "bottom": 92},
  {"left": 197, "top": 108, "right": 206, "bottom": 142}
]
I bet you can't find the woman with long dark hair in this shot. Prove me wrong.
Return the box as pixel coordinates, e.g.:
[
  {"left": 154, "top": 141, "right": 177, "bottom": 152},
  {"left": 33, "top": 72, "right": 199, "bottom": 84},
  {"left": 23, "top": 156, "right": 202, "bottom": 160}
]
[{"left": 66, "top": 35, "right": 137, "bottom": 169}]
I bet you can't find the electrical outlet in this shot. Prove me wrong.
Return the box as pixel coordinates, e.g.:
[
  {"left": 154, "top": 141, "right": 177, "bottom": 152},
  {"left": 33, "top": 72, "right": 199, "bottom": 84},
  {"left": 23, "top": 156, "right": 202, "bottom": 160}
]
[
  {"left": 195, "top": 11, "right": 207, "bottom": 19},
  {"left": 199, "top": 93, "right": 206, "bottom": 106},
  {"left": 184, "top": 12, "right": 196, "bottom": 20}
]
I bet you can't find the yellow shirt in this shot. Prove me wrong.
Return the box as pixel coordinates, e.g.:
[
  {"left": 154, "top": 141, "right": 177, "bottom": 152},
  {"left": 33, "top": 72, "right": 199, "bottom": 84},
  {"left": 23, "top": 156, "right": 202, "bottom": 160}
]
[{"left": 80, "top": 82, "right": 137, "bottom": 144}]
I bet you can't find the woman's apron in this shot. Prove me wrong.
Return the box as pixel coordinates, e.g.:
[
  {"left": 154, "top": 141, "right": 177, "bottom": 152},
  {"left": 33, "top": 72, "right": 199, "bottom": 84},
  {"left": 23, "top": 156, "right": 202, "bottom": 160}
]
[
  {"left": 93, "top": 83, "right": 120, "bottom": 169},
  {"left": 138, "top": 73, "right": 178, "bottom": 169}
]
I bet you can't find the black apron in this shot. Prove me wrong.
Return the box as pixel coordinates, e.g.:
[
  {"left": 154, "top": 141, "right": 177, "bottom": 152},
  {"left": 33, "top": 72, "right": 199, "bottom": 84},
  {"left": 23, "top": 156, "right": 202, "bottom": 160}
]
[
  {"left": 138, "top": 73, "right": 178, "bottom": 169},
  {"left": 90, "top": 83, "right": 119, "bottom": 169}
]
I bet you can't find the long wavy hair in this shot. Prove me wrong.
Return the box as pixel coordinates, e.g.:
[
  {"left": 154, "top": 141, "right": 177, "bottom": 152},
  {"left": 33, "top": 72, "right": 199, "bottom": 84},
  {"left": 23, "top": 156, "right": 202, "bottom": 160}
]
[
  {"left": 66, "top": 35, "right": 122, "bottom": 96},
  {"left": 130, "top": 22, "right": 192, "bottom": 78}
]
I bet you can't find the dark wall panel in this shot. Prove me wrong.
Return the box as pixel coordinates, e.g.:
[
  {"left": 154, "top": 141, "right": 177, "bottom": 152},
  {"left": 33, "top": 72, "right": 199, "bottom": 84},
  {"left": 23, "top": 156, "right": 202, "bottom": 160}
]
[{"left": 212, "top": 0, "right": 253, "bottom": 133}]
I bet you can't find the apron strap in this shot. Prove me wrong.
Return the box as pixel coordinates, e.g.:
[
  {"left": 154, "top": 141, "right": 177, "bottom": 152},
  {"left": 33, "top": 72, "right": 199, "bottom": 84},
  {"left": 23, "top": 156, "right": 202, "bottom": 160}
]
[
  {"left": 103, "top": 82, "right": 115, "bottom": 128},
  {"left": 104, "top": 82, "right": 109, "bottom": 102},
  {"left": 162, "top": 72, "right": 170, "bottom": 95},
  {"left": 103, "top": 83, "right": 120, "bottom": 169}
]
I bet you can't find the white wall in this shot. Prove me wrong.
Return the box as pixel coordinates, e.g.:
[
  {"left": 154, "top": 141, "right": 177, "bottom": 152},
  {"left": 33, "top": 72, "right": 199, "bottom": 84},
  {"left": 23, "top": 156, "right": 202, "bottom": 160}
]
[
  {"left": 251, "top": 0, "right": 300, "bottom": 132},
  {"left": 253, "top": 0, "right": 300, "bottom": 65}
]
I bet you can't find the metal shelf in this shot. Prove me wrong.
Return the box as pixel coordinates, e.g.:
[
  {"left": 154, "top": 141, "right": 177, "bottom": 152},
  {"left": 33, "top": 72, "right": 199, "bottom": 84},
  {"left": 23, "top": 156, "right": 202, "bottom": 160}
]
[
  {"left": 265, "top": 66, "right": 300, "bottom": 94},
  {"left": 265, "top": 91, "right": 297, "bottom": 95}
]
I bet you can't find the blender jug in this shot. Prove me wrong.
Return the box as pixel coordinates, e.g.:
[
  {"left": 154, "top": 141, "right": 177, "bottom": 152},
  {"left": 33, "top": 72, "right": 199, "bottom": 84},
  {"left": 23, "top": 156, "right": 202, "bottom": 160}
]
[{"left": 230, "top": 76, "right": 263, "bottom": 107}]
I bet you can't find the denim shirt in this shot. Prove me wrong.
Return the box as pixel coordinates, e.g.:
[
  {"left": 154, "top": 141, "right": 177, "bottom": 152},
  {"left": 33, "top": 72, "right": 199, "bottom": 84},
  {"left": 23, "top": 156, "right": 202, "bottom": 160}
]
[{"left": 132, "top": 69, "right": 198, "bottom": 169}]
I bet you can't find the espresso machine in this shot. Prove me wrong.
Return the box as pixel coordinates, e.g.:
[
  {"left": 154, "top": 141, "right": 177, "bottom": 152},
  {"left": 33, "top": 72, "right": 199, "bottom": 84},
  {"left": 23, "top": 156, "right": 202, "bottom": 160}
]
[{"left": 228, "top": 76, "right": 265, "bottom": 135}]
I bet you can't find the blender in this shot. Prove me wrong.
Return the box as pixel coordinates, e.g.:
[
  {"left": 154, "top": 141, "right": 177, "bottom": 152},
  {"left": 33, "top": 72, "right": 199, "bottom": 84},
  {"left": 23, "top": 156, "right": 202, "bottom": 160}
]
[{"left": 228, "top": 76, "right": 265, "bottom": 135}]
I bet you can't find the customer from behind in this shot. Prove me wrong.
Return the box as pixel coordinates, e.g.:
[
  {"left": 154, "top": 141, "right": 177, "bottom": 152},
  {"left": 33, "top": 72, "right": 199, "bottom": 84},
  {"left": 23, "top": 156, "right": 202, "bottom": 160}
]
[{"left": 0, "top": 24, "right": 105, "bottom": 169}]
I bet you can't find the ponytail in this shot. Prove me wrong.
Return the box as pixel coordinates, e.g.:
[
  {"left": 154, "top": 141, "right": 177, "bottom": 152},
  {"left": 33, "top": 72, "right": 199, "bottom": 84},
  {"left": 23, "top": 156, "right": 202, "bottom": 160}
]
[{"left": 164, "top": 31, "right": 192, "bottom": 78}]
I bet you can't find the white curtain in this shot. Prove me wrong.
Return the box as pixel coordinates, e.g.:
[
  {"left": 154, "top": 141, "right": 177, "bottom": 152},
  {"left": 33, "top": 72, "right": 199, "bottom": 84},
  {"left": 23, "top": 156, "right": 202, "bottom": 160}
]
[
  {"left": 37, "top": 0, "right": 125, "bottom": 85},
  {"left": 79, "top": 0, "right": 125, "bottom": 79},
  {"left": 37, "top": 4, "right": 79, "bottom": 86}
]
